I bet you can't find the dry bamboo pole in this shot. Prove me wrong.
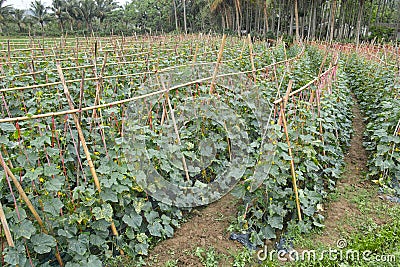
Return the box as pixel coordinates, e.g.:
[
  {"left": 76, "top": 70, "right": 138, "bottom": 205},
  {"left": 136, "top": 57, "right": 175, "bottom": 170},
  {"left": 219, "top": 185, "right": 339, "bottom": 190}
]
[
  {"left": 0, "top": 47, "right": 306, "bottom": 124},
  {"left": 56, "top": 63, "right": 123, "bottom": 254},
  {"left": 7, "top": 40, "right": 11, "bottom": 62},
  {"left": 280, "top": 102, "right": 302, "bottom": 221},
  {"left": 193, "top": 43, "right": 199, "bottom": 63},
  {"left": 56, "top": 63, "right": 101, "bottom": 191},
  {"left": 93, "top": 53, "right": 108, "bottom": 109},
  {"left": 0, "top": 201, "right": 14, "bottom": 247},
  {"left": 161, "top": 80, "right": 190, "bottom": 182},
  {"left": 209, "top": 34, "right": 227, "bottom": 95},
  {"left": 0, "top": 151, "right": 64, "bottom": 266},
  {"left": 247, "top": 34, "right": 257, "bottom": 82},
  {"left": 278, "top": 80, "right": 293, "bottom": 125}
]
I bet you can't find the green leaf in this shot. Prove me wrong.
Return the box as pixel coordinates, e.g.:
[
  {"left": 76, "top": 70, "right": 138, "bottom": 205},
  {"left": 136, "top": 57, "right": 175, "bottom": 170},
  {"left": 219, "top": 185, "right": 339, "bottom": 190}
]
[
  {"left": 122, "top": 211, "right": 143, "bottom": 230},
  {"left": 99, "top": 188, "right": 118, "bottom": 202},
  {"left": 4, "top": 245, "right": 27, "bottom": 266},
  {"left": 31, "top": 233, "right": 56, "bottom": 254},
  {"left": 23, "top": 168, "right": 43, "bottom": 182},
  {"left": 30, "top": 135, "right": 51, "bottom": 147},
  {"left": 68, "top": 235, "right": 88, "bottom": 256},
  {"left": 92, "top": 203, "right": 113, "bottom": 222},
  {"left": 267, "top": 215, "right": 283, "bottom": 230},
  {"left": 14, "top": 220, "right": 36, "bottom": 239},
  {"left": 145, "top": 211, "right": 159, "bottom": 224},
  {"left": 134, "top": 242, "right": 149, "bottom": 256},
  {"left": 148, "top": 221, "right": 163, "bottom": 237},
  {"left": 97, "top": 164, "right": 111, "bottom": 174},
  {"left": 58, "top": 226, "right": 77, "bottom": 238},
  {"left": 87, "top": 255, "right": 102, "bottom": 266},
  {"left": 163, "top": 224, "right": 174, "bottom": 237},
  {"left": 260, "top": 225, "right": 276, "bottom": 239},
  {"left": 43, "top": 197, "right": 64, "bottom": 214},
  {"left": 44, "top": 164, "right": 61, "bottom": 177},
  {"left": 44, "top": 176, "right": 64, "bottom": 192},
  {"left": 89, "top": 232, "right": 108, "bottom": 246},
  {"left": 46, "top": 147, "right": 60, "bottom": 157},
  {"left": 0, "top": 123, "right": 16, "bottom": 132}
]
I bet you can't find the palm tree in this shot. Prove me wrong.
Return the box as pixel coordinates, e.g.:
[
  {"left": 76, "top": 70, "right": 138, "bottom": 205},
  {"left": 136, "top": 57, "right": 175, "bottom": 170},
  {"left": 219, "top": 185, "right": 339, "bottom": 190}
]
[
  {"left": 356, "top": 0, "right": 365, "bottom": 44},
  {"left": 30, "top": 0, "right": 51, "bottom": 34},
  {"left": 0, "top": 0, "right": 13, "bottom": 32},
  {"left": 294, "top": 0, "right": 300, "bottom": 41},
  {"left": 77, "top": 0, "right": 97, "bottom": 32},
  {"left": 52, "top": 0, "right": 68, "bottom": 33},
  {"left": 66, "top": 0, "right": 82, "bottom": 31},
  {"left": 12, "top": 9, "right": 25, "bottom": 32},
  {"left": 210, "top": 0, "right": 231, "bottom": 31},
  {"left": 95, "top": 0, "right": 118, "bottom": 27}
]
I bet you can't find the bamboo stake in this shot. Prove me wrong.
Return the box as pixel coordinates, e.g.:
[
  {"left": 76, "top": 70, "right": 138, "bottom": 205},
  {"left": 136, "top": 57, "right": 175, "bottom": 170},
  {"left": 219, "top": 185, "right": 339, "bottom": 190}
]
[
  {"left": 0, "top": 56, "right": 237, "bottom": 92},
  {"left": 7, "top": 40, "right": 11, "bottom": 62},
  {"left": 0, "top": 151, "right": 64, "bottom": 266},
  {"left": 56, "top": 63, "right": 101, "bottom": 192},
  {"left": 0, "top": 201, "right": 14, "bottom": 247},
  {"left": 209, "top": 34, "right": 227, "bottom": 95},
  {"left": 280, "top": 103, "right": 302, "bottom": 221},
  {"left": 193, "top": 43, "right": 199, "bottom": 63},
  {"left": 160, "top": 81, "right": 190, "bottom": 182},
  {"left": 56, "top": 63, "right": 123, "bottom": 253},
  {"left": 247, "top": 34, "right": 257, "bottom": 82},
  {"left": 91, "top": 52, "right": 108, "bottom": 125},
  {"left": 278, "top": 80, "right": 293, "bottom": 125}
]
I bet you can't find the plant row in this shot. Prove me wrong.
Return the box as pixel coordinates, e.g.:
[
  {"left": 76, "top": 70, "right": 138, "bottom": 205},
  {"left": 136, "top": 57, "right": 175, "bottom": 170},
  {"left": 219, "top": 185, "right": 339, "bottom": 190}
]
[{"left": 345, "top": 55, "right": 400, "bottom": 195}]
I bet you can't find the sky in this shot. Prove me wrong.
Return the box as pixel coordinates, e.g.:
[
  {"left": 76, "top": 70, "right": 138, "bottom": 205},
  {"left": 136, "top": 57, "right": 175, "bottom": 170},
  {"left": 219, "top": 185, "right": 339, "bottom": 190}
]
[{"left": 5, "top": 0, "right": 130, "bottom": 10}]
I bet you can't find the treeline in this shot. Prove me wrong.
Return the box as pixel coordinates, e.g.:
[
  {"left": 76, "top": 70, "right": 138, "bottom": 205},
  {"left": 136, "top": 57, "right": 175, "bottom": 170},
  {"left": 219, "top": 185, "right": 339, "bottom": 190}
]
[{"left": 0, "top": 0, "right": 399, "bottom": 42}]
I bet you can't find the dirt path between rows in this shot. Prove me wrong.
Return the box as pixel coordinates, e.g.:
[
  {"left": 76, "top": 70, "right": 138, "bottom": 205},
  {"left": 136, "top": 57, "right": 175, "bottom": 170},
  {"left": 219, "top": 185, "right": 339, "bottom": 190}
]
[
  {"left": 147, "top": 194, "right": 242, "bottom": 266},
  {"left": 311, "top": 97, "right": 371, "bottom": 246}
]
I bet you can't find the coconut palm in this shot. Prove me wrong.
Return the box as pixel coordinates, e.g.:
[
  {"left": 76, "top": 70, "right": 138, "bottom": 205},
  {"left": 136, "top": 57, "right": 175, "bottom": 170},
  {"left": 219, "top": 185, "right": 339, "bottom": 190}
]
[
  {"left": 30, "top": 0, "right": 52, "bottom": 33},
  {"left": 76, "top": 0, "right": 97, "bottom": 32},
  {"left": 95, "top": 0, "right": 118, "bottom": 26},
  {"left": 12, "top": 9, "right": 26, "bottom": 32},
  {"left": 52, "top": 0, "right": 69, "bottom": 33}
]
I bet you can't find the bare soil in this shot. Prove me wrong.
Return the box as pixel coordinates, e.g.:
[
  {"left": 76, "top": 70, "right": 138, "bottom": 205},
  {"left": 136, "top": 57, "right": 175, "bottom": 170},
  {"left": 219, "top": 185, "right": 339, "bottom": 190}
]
[{"left": 147, "top": 194, "right": 242, "bottom": 266}]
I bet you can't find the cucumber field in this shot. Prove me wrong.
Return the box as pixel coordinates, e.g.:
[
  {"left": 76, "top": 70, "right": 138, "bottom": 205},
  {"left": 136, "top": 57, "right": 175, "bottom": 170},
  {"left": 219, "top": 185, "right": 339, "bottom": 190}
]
[{"left": 0, "top": 33, "right": 399, "bottom": 266}]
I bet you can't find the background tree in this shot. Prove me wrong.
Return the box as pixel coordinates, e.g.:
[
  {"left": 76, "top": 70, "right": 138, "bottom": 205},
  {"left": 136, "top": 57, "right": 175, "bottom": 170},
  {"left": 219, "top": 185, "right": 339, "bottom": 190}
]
[
  {"left": 29, "top": 0, "right": 51, "bottom": 34},
  {"left": 0, "top": 0, "right": 13, "bottom": 33},
  {"left": 76, "top": 0, "right": 97, "bottom": 32},
  {"left": 12, "top": 9, "right": 25, "bottom": 32},
  {"left": 95, "top": 0, "right": 118, "bottom": 28},
  {"left": 51, "top": 0, "right": 68, "bottom": 34}
]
